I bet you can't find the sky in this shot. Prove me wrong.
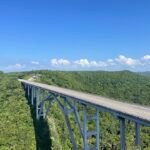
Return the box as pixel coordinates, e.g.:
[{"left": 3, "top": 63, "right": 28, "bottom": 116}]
[{"left": 0, "top": 0, "right": 150, "bottom": 72}]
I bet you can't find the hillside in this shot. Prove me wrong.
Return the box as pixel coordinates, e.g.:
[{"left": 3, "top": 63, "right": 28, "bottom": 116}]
[
  {"left": 22, "top": 70, "right": 150, "bottom": 105},
  {"left": 1, "top": 70, "right": 150, "bottom": 150},
  {"left": 0, "top": 72, "right": 36, "bottom": 149},
  {"left": 20, "top": 70, "right": 150, "bottom": 149},
  {"left": 139, "top": 71, "right": 150, "bottom": 77}
]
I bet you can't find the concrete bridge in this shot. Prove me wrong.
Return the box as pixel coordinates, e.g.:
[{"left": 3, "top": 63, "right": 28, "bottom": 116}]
[{"left": 19, "top": 79, "right": 150, "bottom": 150}]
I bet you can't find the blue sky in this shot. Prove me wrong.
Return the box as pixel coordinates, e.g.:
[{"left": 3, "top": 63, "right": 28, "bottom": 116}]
[{"left": 0, "top": 0, "right": 150, "bottom": 72}]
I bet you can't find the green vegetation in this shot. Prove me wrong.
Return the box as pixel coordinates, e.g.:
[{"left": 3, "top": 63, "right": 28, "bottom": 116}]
[
  {"left": 139, "top": 71, "right": 150, "bottom": 77},
  {"left": 1, "top": 70, "right": 150, "bottom": 150},
  {"left": 23, "top": 70, "right": 150, "bottom": 105},
  {"left": 20, "top": 70, "right": 150, "bottom": 149},
  {"left": 0, "top": 72, "right": 36, "bottom": 149}
]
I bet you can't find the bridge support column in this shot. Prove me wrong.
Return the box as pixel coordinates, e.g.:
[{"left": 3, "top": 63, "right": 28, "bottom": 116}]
[
  {"left": 36, "top": 88, "right": 40, "bottom": 120},
  {"left": 27, "top": 85, "right": 30, "bottom": 99},
  {"left": 45, "top": 98, "right": 54, "bottom": 117},
  {"left": 55, "top": 96, "right": 77, "bottom": 150},
  {"left": 83, "top": 105, "right": 88, "bottom": 150},
  {"left": 74, "top": 101, "right": 84, "bottom": 139},
  {"left": 64, "top": 102, "right": 77, "bottom": 150},
  {"left": 83, "top": 105, "right": 100, "bottom": 150},
  {"left": 119, "top": 117, "right": 126, "bottom": 150},
  {"left": 35, "top": 92, "right": 54, "bottom": 120},
  {"left": 39, "top": 102, "right": 46, "bottom": 119},
  {"left": 31, "top": 87, "right": 34, "bottom": 105},
  {"left": 135, "top": 123, "right": 140, "bottom": 146},
  {"left": 96, "top": 109, "right": 100, "bottom": 150}
]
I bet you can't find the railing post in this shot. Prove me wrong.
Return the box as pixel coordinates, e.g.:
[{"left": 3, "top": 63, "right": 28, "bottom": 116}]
[
  {"left": 119, "top": 117, "right": 126, "bottom": 150},
  {"left": 135, "top": 123, "right": 140, "bottom": 146}
]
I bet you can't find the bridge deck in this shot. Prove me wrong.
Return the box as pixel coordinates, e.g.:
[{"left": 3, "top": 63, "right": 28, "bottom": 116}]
[{"left": 19, "top": 79, "right": 150, "bottom": 125}]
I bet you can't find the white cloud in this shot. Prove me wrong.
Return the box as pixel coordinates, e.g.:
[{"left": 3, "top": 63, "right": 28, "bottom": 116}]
[
  {"left": 141, "top": 55, "right": 150, "bottom": 66},
  {"left": 50, "top": 55, "right": 149, "bottom": 70},
  {"left": 107, "top": 59, "right": 116, "bottom": 66},
  {"left": 5, "top": 64, "right": 26, "bottom": 72},
  {"left": 74, "top": 59, "right": 90, "bottom": 67},
  {"left": 74, "top": 59, "right": 108, "bottom": 68},
  {"left": 50, "top": 58, "right": 70, "bottom": 66},
  {"left": 2, "top": 54, "right": 150, "bottom": 72},
  {"left": 8, "top": 64, "right": 25, "bottom": 69},
  {"left": 31, "top": 61, "right": 39, "bottom": 65},
  {"left": 142, "top": 55, "right": 150, "bottom": 60},
  {"left": 115, "top": 55, "right": 138, "bottom": 66},
  {"left": 97, "top": 61, "right": 108, "bottom": 67},
  {"left": 107, "top": 59, "right": 114, "bottom": 63}
]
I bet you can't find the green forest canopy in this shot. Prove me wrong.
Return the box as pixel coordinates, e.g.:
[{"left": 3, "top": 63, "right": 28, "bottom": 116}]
[
  {"left": 0, "top": 70, "right": 150, "bottom": 150},
  {"left": 0, "top": 73, "right": 36, "bottom": 150}
]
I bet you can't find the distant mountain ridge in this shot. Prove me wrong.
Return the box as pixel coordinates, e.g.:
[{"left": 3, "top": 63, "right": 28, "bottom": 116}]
[{"left": 138, "top": 71, "right": 150, "bottom": 76}]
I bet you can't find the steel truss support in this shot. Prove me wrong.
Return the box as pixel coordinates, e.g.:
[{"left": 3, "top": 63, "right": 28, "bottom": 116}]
[
  {"left": 118, "top": 116, "right": 141, "bottom": 150},
  {"left": 25, "top": 86, "right": 100, "bottom": 150},
  {"left": 135, "top": 123, "right": 140, "bottom": 146},
  {"left": 74, "top": 101, "right": 84, "bottom": 138},
  {"left": 35, "top": 90, "right": 54, "bottom": 120},
  {"left": 119, "top": 117, "right": 126, "bottom": 150},
  {"left": 51, "top": 95, "right": 78, "bottom": 150},
  {"left": 25, "top": 86, "right": 54, "bottom": 120},
  {"left": 83, "top": 105, "right": 100, "bottom": 150},
  {"left": 50, "top": 94, "right": 100, "bottom": 150},
  {"left": 23, "top": 83, "right": 143, "bottom": 150},
  {"left": 27, "top": 85, "right": 30, "bottom": 99},
  {"left": 36, "top": 88, "right": 40, "bottom": 120},
  {"left": 31, "top": 87, "right": 35, "bottom": 105}
]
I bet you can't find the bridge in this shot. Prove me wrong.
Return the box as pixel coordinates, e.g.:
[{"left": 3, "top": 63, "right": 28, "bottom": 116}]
[{"left": 19, "top": 79, "right": 150, "bottom": 150}]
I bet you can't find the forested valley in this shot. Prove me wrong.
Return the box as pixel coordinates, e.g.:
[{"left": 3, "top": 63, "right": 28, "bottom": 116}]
[
  {"left": 0, "top": 70, "right": 150, "bottom": 150},
  {"left": 0, "top": 71, "right": 36, "bottom": 149}
]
